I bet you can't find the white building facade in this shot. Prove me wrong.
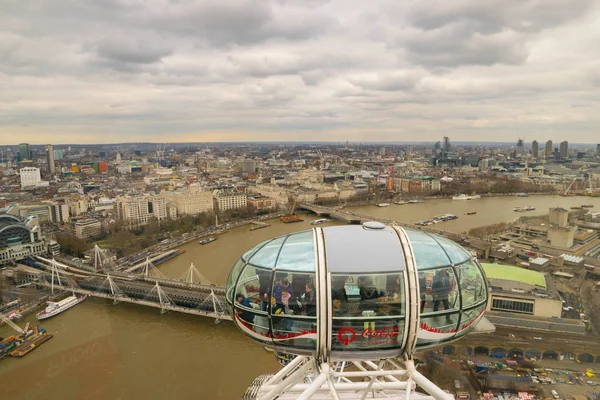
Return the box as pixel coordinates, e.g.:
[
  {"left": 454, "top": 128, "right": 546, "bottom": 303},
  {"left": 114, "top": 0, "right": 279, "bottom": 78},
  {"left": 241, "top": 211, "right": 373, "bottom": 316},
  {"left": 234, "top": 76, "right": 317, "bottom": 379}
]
[
  {"left": 163, "top": 186, "right": 214, "bottom": 216},
  {"left": 116, "top": 194, "right": 167, "bottom": 226},
  {"left": 20, "top": 167, "right": 41, "bottom": 188},
  {"left": 213, "top": 191, "right": 248, "bottom": 212}
]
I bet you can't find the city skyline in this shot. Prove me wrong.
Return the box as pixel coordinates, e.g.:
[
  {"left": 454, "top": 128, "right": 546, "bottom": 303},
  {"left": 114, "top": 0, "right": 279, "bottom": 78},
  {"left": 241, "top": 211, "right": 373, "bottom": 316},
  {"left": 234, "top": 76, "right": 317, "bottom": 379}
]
[{"left": 2, "top": 0, "right": 600, "bottom": 144}]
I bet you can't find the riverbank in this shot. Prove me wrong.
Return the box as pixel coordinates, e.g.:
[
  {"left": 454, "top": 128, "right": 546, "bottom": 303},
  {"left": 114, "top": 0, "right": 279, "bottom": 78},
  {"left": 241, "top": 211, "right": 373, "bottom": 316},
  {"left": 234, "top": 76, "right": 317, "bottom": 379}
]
[{"left": 116, "top": 212, "right": 283, "bottom": 267}]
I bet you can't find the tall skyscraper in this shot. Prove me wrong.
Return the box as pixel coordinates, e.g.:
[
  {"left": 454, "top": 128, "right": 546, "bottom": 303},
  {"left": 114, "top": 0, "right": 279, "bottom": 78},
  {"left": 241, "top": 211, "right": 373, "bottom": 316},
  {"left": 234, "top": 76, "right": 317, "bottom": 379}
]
[
  {"left": 45, "top": 144, "right": 55, "bottom": 174},
  {"left": 442, "top": 136, "right": 451, "bottom": 153},
  {"left": 516, "top": 139, "right": 524, "bottom": 155},
  {"left": 18, "top": 143, "right": 30, "bottom": 161},
  {"left": 596, "top": 144, "right": 600, "bottom": 158},
  {"left": 545, "top": 140, "right": 553, "bottom": 157},
  {"left": 532, "top": 140, "right": 539, "bottom": 158},
  {"left": 54, "top": 149, "right": 63, "bottom": 160},
  {"left": 560, "top": 141, "right": 568, "bottom": 159}
]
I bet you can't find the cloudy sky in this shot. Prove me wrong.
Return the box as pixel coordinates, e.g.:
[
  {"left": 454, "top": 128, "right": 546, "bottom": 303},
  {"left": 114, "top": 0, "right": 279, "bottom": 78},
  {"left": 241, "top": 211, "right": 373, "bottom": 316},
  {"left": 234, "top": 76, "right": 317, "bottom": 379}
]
[{"left": 2, "top": 0, "right": 599, "bottom": 144}]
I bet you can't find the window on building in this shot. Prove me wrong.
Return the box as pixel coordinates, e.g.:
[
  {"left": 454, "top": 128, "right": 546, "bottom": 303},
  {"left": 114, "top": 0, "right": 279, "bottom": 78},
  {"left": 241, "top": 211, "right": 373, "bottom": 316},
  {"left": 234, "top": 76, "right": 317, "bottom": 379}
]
[{"left": 491, "top": 298, "right": 534, "bottom": 314}]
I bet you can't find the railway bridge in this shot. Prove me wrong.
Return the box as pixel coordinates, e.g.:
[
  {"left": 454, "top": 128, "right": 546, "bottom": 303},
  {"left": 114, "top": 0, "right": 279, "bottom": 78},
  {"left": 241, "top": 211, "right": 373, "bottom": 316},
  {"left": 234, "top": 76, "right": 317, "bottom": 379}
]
[{"left": 297, "top": 203, "right": 476, "bottom": 244}]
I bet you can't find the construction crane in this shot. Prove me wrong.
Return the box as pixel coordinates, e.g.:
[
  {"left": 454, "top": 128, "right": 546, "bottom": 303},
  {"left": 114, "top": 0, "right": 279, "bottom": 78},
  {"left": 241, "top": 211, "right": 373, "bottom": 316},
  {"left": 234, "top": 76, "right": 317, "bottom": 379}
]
[
  {"left": 280, "top": 199, "right": 303, "bottom": 224},
  {"left": 0, "top": 312, "right": 25, "bottom": 335},
  {"left": 585, "top": 173, "right": 598, "bottom": 196},
  {"left": 561, "top": 178, "right": 577, "bottom": 196}
]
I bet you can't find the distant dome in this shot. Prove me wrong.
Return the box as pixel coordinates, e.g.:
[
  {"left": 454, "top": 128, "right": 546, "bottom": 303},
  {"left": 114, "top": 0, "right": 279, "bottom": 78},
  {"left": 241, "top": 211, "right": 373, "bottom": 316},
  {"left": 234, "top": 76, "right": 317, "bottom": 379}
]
[{"left": 226, "top": 224, "right": 487, "bottom": 360}]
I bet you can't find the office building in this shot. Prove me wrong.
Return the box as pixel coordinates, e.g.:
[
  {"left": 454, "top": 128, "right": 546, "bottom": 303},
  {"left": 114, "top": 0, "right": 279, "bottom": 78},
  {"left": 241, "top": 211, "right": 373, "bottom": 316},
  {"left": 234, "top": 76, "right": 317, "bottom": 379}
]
[
  {"left": 242, "top": 159, "right": 257, "bottom": 174},
  {"left": 392, "top": 176, "right": 441, "bottom": 193},
  {"left": 213, "top": 190, "right": 248, "bottom": 212},
  {"left": 163, "top": 186, "right": 214, "bottom": 216},
  {"left": 45, "top": 144, "right": 55, "bottom": 174},
  {"left": 17, "top": 203, "right": 51, "bottom": 222},
  {"left": 49, "top": 202, "right": 70, "bottom": 224},
  {"left": 116, "top": 194, "right": 167, "bottom": 227},
  {"left": 442, "top": 136, "right": 451, "bottom": 153},
  {"left": 18, "top": 143, "right": 30, "bottom": 161},
  {"left": 596, "top": 144, "right": 599, "bottom": 158},
  {"left": 75, "top": 218, "right": 102, "bottom": 239},
  {"left": 545, "top": 140, "right": 553, "bottom": 157},
  {"left": 19, "top": 167, "right": 41, "bottom": 188},
  {"left": 531, "top": 140, "right": 538, "bottom": 158},
  {"left": 54, "top": 149, "right": 63, "bottom": 160},
  {"left": 516, "top": 139, "right": 524, "bottom": 155},
  {"left": 247, "top": 195, "right": 277, "bottom": 211},
  {"left": 560, "top": 141, "right": 568, "bottom": 160}
]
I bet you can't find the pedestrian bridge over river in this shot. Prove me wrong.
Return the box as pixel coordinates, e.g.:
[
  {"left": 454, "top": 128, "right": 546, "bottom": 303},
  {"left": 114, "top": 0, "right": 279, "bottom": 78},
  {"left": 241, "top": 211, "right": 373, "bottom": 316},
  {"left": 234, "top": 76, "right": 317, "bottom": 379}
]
[{"left": 22, "top": 257, "right": 231, "bottom": 322}]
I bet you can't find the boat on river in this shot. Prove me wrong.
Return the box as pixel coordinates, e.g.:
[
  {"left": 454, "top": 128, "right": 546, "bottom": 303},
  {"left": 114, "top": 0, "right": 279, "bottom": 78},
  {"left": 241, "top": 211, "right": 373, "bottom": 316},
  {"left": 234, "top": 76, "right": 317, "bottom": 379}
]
[
  {"left": 514, "top": 206, "right": 535, "bottom": 212},
  {"left": 516, "top": 193, "right": 529, "bottom": 197},
  {"left": 582, "top": 205, "right": 594, "bottom": 208},
  {"left": 311, "top": 219, "right": 329, "bottom": 225},
  {"left": 199, "top": 237, "right": 218, "bottom": 245},
  {"left": 452, "top": 194, "right": 481, "bottom": 200},
  {"left": 466, "top": 212, "right": 477, "bottom": 215},
  {"left": 36, "top": 294, "right": 86, "bottom": 320},
  {"left": 377, "top": 203, "right": 391, "bottom": 207},
  {"left": 394, "top": 201, "right": 410, "bottom": 205},
  {"left": 408, "top": 199, "right": 424, "bottom": 204}
]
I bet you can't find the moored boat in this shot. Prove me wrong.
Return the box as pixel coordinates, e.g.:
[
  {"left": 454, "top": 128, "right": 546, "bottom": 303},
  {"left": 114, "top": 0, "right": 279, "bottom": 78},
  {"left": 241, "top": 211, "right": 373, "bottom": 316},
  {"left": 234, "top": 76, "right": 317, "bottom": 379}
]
[
  {"left": 36, "top": 294, "right": 86, "bottom": 320},
  {"left": 452, "top": 194, "right": 481, "bottom": 200},
  {"left": 582, "top": 205, "right": 594, "bottom": 208},
  {"left": 199, "top": 237, "right": 218, "bottom": 245},
  {"left": 377, "top": 203, "right": 391, "bottom": 207},
  {"left": 311, "top": 219, "right": 329, "bottom": 225}
]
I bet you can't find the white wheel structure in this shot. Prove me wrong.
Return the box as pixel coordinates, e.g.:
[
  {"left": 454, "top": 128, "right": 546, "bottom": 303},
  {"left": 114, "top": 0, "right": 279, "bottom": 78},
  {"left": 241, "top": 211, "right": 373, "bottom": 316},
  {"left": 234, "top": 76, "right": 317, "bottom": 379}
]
[{"left": 226, "top": 222, "right": 491, "bottom": 400}]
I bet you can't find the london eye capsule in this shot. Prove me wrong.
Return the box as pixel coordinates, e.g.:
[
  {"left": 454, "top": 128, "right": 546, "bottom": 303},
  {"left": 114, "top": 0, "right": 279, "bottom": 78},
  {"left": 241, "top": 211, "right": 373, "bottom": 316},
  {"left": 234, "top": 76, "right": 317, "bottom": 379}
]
[{"left": 226, "top": 222, "right": 488, "bottom": 361}]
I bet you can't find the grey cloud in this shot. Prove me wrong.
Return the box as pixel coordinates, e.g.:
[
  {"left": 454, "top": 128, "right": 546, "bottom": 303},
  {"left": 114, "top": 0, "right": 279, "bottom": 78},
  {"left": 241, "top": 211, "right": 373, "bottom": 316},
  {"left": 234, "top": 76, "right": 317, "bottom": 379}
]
[
  {"left": 347, "top": 71, "right": 424, "bottom": 92},
  {"left": 403, "top": 25, "right": 528, "bottom": 67},
  {"left": 95, "top": 39, "right": 172, "bottom": 65},
  {"left": 145, "top": 0, "right": 336, "bottom": 46},
  {"left": 1, "top": 0, "right": 599, "bottom": 143},
  {"left": 395, "top": 0, "right": 591, "bottom": 68},
  {"left": 407, "top": 0, "right": 594, "bottom": 33}
]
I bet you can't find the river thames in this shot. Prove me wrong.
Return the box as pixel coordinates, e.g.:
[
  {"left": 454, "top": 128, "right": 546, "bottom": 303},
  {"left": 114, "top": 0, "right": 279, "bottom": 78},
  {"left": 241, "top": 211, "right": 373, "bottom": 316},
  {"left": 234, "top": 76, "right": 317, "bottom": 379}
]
[{"left": 1, "top": 195, "right": 599, "bottom": 399}]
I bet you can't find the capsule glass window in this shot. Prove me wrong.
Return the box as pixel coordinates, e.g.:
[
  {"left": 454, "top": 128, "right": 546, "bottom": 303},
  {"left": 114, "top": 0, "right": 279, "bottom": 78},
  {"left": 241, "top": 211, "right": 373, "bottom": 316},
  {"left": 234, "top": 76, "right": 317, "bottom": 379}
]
[{"left": 330, "top": 273, "right": 405, "bottom": 351}]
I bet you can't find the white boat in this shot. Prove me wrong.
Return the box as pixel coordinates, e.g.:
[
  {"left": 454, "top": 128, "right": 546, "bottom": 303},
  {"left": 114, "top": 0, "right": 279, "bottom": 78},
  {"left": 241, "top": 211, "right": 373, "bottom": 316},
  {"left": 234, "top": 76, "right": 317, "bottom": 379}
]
[
  {"left": 514, "top": 206, "right": 535, "bottom": 212},
  {"left": 394, "top": 201, "right": 410, "bottom": 205},
  {"left": 377, "top": 203, "right": 391, "bottom": 207},
  {"left": 516, "top": 193, "right": 529, "bottom": 197},
  {"left": 311, "top": 219, "right": 329, "bottom": 225},
  {"left": 452, "top": 194, "right": 481, "bottom": 200},
  {"left": 408, "top": 199, "right": 424, "bottom": 204},
  {"left": 36, "top": 294, "right": 87, "bottom": 320}
]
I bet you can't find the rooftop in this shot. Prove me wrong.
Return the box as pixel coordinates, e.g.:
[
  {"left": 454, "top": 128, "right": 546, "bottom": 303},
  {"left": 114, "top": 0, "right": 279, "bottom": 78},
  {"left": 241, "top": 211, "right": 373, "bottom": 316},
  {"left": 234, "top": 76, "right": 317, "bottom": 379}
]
[{"left": 481, "top": 263, "right": 546, "bottom": 289}]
